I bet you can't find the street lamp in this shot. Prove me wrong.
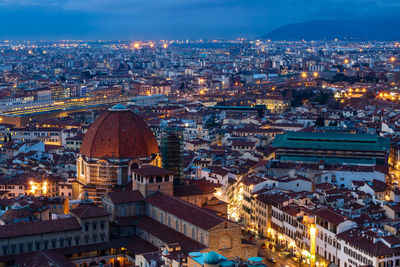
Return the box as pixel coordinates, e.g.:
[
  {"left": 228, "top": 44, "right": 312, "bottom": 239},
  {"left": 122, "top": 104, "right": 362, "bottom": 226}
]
[{"left": 121, "top": 247, "right": 127, "bottom": 267}]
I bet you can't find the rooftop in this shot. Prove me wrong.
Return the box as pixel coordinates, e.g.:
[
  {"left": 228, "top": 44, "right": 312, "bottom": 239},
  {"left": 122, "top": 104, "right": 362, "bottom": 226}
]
[{"left": 272, "top": 132, "right": 390, "bottom": 152}]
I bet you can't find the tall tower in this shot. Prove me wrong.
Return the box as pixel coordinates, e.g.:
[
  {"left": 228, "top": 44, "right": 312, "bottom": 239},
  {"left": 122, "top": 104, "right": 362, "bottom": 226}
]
[{"left": 160, "top": 125, "right": 184, "bottom": 185}]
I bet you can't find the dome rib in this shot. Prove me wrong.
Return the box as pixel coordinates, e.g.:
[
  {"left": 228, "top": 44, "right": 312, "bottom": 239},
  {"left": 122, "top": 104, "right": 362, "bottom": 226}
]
[
  {"left": 80, "top": 108, "right": 158, "bottom": 159},
  {"left": 87, "top": 111, "right": 111, "bottom": 159}
]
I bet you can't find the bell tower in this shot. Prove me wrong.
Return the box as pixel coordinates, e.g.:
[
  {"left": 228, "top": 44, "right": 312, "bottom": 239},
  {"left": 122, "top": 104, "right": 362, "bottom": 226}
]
[{"left": 132, "top": 165, "right": 174, "bottom": 197}]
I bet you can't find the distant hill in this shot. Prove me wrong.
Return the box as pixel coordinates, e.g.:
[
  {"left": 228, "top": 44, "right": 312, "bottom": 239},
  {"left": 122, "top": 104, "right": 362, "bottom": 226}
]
[{"left": 260, "top": 18, "right": 400, "bottom": 41}]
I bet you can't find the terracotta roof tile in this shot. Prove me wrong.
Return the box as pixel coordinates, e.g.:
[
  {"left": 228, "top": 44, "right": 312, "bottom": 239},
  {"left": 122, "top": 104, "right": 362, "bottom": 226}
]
[
  {"left": 70, "top": 203, "right": 109, "bottom": 219},
  {"left": 80, "top": 108, "right": 158, "bottom": 159},
  {"left": 145, "top": 192, "right": 229, "bottom": 230},
  {"left": 106, "top": 190, "right": 144, "bottom": 204},
  {"left": 0, "top": 217, "right": 81, "bottom": 239}
]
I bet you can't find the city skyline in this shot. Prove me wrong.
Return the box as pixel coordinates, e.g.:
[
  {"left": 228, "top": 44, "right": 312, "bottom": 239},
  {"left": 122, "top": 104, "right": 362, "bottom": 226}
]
[
  {"left": 0, "top": 1, "right": 400, "bottom": 266},
  {"left": 1, "top": 0, "right": 400, "bottom": 39}
]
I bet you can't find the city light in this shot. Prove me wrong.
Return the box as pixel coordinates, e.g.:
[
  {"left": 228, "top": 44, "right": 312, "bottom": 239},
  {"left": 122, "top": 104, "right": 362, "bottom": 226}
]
[
  {"left": 42, "top": 181, "right": 47, "bottom": 194},
  {"left": 310, "top": 225, "right": 316, "bottom": 236},
  {"left": 1, "top": 34, "right": 400, "bottom": 267},
  {"left": 215, "top": 189, "right": 222, "bottom": 197},
  {"left": 29, "top": 181, "right": 37, "bottom": 194}
]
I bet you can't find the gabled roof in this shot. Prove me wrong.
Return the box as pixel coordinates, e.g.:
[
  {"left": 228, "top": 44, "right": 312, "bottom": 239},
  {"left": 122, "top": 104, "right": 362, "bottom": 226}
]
[
  {"left": 313, "top": 207, "right": 349, "bottom": 226},
  {"left": 0, "top": 217, "right": 81, "bottom": 239},
  {"left": 105, "top": 190, "right": 144, "bottom": 204},
  {"left": 366, "top": 179, "right": 387, "bottom": 193},
  {"left": 145, "top": 192, "right": 229, "bottom": 230},
  {"left": 70, "top": 203, "right": 109, "bottom": 219},
  {"left": 136, "top": 216, "right": 206, "bottom": 252}
]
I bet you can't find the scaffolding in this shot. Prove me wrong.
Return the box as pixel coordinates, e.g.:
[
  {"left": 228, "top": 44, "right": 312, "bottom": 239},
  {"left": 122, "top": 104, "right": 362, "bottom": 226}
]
[{"left": 160, "top": 125, "right": 184, "bottom": 185}]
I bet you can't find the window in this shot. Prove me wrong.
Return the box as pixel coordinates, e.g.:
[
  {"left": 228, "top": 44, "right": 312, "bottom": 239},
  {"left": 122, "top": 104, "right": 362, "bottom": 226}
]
[
  {"left": 75, "top": 236, "right": 80, "bottom": 245},
  {"left": 101, "top": 221, "right": 105, "bottom": 230},
  {"left": 92, "top": 222, "right": 97, "bottom": 231},
  {"left": 165, "top": 176, "right": 169, "bottom": 182},
  {"left": 81, "top": 161, "right": 84, "bottom": 174},
  {"left": 27, "top": 242, "right": 33, "bottom": 251},
  {"left": 51, "top": 239, "right": 57, "bottom": 248},
  {"left": 43, "top": 241, "right": 48, "bottom": 250},
  {"left": 84, "top": 235, "right": 90, "bottom": 244},
  {"left": 18, "top": 244, "right": 24, "bottom": 253},
  {"left": 84, "top": 223, "right": 89, "bottom": 231},
  {"left": 192, "top": 228, "right": 195, "bottom": 239},
  {"left": 184, "top": 224, "right": 187, "bottom": 235},
  {"left": 156, "top": 176, "right": 162, "bottom": 183},
  {"left": 2, "top": 246, "right": 7, "bottom": 255}
]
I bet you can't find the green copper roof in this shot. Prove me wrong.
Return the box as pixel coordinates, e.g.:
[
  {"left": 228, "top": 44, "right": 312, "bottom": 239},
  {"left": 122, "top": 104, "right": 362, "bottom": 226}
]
[
  {"left": 280, "top": 156, "right": 376, "bottom": 165},
  {"left": 204, "top": 251, "right": 220, "bottom": 264},
  {"left": 272, "top": 132, "right": 390, "bottom": 152}
]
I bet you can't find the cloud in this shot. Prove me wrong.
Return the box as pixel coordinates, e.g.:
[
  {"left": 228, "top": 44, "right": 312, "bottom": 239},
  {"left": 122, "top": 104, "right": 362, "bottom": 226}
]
[{"left": 0, "top": 0, "right": 398, "bottom": 39}]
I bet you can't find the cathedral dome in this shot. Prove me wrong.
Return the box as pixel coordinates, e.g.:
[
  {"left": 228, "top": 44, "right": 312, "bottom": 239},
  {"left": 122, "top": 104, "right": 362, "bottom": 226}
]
[{"left": 80, "top": 104, "right": 158, "bottom": 159}]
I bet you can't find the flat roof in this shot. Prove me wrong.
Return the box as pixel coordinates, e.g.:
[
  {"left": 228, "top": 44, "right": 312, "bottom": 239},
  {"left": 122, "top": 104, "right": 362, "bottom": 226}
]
[
  {"left": 280, "top": 156, "right": 376, "bottom": 165},
  {"left": 272, "top": 132, "right": 390, "bottom": 152}
]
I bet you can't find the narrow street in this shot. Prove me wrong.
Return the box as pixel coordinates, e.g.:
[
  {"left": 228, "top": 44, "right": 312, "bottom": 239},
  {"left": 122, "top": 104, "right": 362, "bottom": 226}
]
[{"left": 244, "top": 234, "right": 306, "bottom": 267}]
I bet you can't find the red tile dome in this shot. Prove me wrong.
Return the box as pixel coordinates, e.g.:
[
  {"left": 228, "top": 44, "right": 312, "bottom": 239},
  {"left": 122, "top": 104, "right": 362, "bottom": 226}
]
[{"left": 80, "top": 105, "right": 158, "bottom": 159}]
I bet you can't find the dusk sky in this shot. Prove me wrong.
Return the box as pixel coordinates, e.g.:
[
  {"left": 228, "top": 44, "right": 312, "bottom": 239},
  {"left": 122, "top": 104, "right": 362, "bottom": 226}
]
[{"left": 1, "top": 0, "right": 400, "bottom": 40}]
